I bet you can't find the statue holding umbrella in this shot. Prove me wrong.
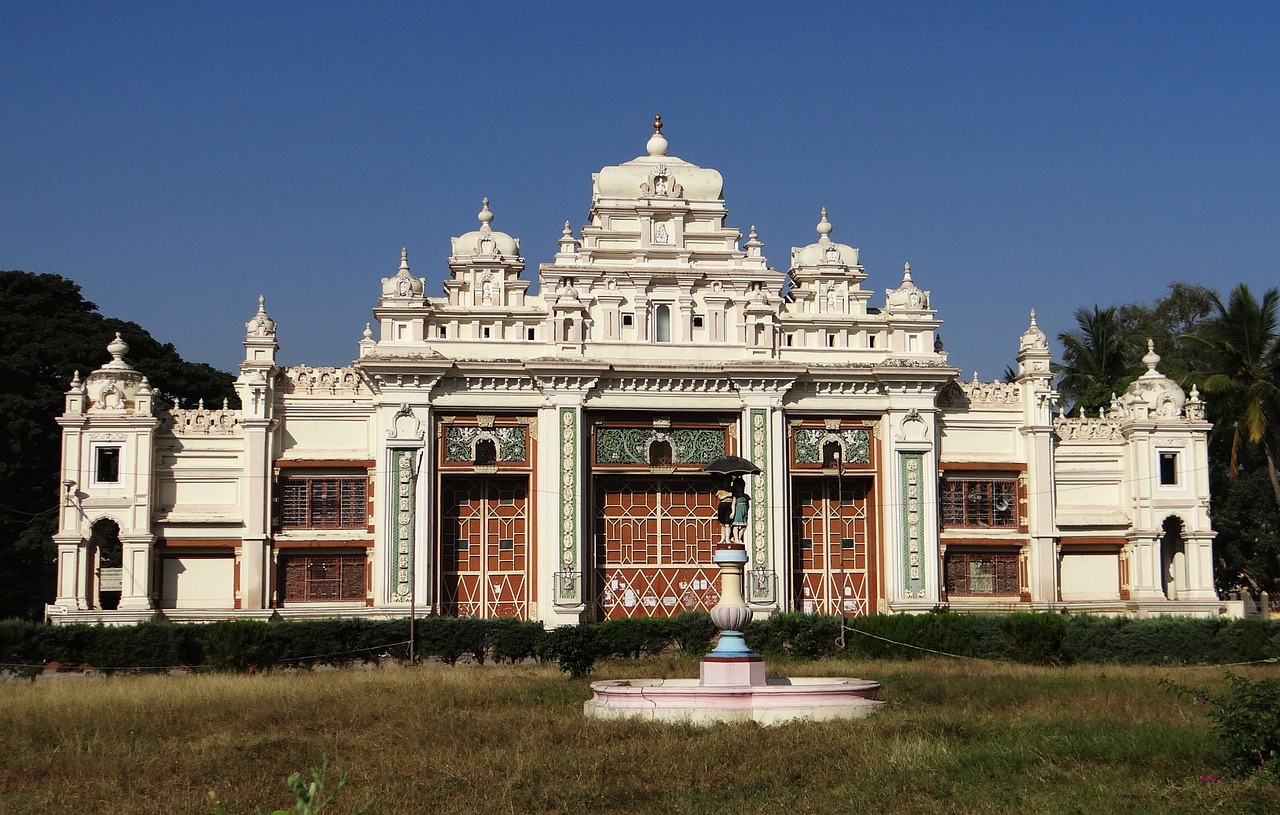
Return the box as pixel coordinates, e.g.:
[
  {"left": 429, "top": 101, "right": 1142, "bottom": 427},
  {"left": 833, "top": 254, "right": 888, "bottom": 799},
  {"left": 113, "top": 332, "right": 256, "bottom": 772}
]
[{"left": 705, "top": 455, "right": 760, "bottom": 547}]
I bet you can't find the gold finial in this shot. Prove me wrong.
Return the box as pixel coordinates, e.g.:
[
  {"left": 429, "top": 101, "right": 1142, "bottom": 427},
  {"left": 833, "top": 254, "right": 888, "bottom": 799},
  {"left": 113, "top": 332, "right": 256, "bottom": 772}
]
[{"left": 653, "top": 113, "right": 663, "bottom": 134}]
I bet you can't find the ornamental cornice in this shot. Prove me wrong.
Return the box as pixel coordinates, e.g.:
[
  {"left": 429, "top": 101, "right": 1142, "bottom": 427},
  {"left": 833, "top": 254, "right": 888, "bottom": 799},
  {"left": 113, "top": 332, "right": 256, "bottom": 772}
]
[
  {"left": 604, "top": 375, "right": 736, "bottom": 394},
  {"left": 795, "top": 379, "right": 883, "bottom": 397},
  {"left": 279, "top": 365, "right": 369, "bottom": 396},
  {"left": 1052, "top": 417, "right": 1122, "bottom": 441},
  {"left": 159, "top": 401, "right": 243, "bottom": 437},
  {"left": 457, "top": 374, "right": 539, "bottom": 393}
]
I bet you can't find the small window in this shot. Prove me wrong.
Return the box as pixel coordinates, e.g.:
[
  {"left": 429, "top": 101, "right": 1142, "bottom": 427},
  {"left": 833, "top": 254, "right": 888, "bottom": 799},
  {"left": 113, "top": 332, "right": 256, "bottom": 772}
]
[
  {"left": 785, "top": 333, "right": 794, "bottom": 347},
  {"left": 692, "top": 315, "right": 704, "bottom": 329},
  {"left": 95, "top": 446, "right": 121, "bottom": 484},
  {"left": 280, "top": 553, "right": 366, "bottom": 603},
  {"left": 945, "top": 551, "right": 1019, "bottom": 597},
  {"left": 438, "top": 326, "right": 447, "bottom": 339},
  {"left": 867, "top": 334, "right": 877, "bottom": 349},
  {"left": 481, "top": 326, "right": 491, "bottom": 339},
  {"left": 654, "top": 304, "right": 672, "bottom": 342},
  {"left": 622, "top": 314, "right": 634, "bottom": 327},
  {"left": 280, "top": 475, "right": 368, "bottom": 529},
  {"left": 1159, "top": 452, "right": 1179, "bottom": 486},
  {"left": 941, "top": 477, "right": 1018, "bottom": 528},
  {"left": 826, "top": 335, "right": 836, "bottom": 348},
  {"left": 526, "top": 327, "right": 536, "bottom": 340}
]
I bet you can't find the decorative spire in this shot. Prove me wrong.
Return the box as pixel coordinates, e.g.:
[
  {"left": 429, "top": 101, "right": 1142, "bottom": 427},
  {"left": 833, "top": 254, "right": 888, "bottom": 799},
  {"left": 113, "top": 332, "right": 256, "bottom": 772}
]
[
  {"left": 646, "top": 114, "right": 669, "bottom": 157},
  {"left": 1029, "top": 308, "right": 1038, "bottom": 327},
  {"left": 816, "top": 208, "right": 833, "bottom": 243},
  {"left": 399, "top": 247, "right": 410, "bottom": 271},
  {"left": 478, "top": 197, "right": 494, "bottom": 227},
  {"left": 245, "top": 295, "right": 277, "bottom": 338},
  {"left": 107, "top": 332, "right": 128, "bottom": 362},
  {"left": 901, "top": 261, "right": 913, "bottom": 283},
  {"left": 558, "top": 220, "right": 577, "bottom": 255},
  {"left": 743, "top": 225, "right": 763, "bottom": 257},
  {"left": 362, "top": 323, "right": 373, "bottom": 341},
  {"left": 1141, "top": 338, "right": 1162, "bottom": 376}
]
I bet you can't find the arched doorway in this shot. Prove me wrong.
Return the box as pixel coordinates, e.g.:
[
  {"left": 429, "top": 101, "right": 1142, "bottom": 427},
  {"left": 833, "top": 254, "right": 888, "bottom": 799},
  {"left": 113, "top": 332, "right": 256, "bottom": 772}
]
[
  {"left": 1159, "top": 515, "right": 1186, "bottom": 600},
  {"left": 90, "top": 518, "right": 123, "bottom": 610}
]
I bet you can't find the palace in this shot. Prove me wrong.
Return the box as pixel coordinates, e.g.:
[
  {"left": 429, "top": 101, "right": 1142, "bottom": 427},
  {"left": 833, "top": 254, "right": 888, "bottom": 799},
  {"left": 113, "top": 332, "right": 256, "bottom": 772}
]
[{"left": 48, "top": 119, "right": 1222, "bottom": 625}]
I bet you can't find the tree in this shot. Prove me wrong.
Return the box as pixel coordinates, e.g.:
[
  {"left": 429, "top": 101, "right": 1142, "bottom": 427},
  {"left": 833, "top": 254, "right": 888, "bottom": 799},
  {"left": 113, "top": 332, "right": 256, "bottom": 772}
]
[
  {"left": 1055, "top": 306, "right": 1139, "bottom": 416},
  {"left": 0, "top": 270, "right": 238, "bottom": 618},
  {"left": 1118, "top": 282, "right": 1218, "bottom": 383},
  {"left": 1193, "top": 284, "right": 1280, "bottom": 507}
]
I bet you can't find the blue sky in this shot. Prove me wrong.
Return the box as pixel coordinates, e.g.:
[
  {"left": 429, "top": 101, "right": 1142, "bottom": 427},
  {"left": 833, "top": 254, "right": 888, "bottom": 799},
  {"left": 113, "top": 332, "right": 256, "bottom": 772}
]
[{"left": 3, "top": 2, "right": 1278, "bottom": 381}]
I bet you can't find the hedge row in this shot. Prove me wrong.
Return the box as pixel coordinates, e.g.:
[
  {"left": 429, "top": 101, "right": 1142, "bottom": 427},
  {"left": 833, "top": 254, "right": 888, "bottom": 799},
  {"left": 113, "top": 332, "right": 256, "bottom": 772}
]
[
  {"left": 842, "top": 612, "right": 1280, "bottom": 666},
  {"left": 2, "top": 612, "right": 1277, "bottom": 676},
  {"left": 0, "top": 616, "right": 545, "bottom": 675}
]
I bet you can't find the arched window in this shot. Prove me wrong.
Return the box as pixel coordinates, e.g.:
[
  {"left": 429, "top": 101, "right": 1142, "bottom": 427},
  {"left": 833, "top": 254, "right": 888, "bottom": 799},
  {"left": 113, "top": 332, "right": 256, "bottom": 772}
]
[
  {"left": 474, "top": 438, "right": 498, "bottom": 467},
  {"left": 648, "top": 440, "right": 673, "bottom": 467},
  {"left": 654, "top": 304, "right": 671, "bottom": 343}
]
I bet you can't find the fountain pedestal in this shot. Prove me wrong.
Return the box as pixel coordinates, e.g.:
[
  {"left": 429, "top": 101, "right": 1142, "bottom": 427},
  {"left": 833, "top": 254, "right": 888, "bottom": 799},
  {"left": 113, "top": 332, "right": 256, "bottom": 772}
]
[{"left": 584, "top": 539, "right": 884, "bottom": 725}]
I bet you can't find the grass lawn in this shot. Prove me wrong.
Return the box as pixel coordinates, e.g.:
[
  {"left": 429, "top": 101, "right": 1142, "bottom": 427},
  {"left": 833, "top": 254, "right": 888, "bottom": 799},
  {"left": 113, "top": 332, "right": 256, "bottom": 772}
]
[{"left": 0, "top": 656, "right": 1277, "bottom": 814}]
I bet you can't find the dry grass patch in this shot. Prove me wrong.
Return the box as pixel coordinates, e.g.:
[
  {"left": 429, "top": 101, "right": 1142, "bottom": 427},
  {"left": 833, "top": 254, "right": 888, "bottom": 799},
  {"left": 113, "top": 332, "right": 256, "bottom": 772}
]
[{"left": 0, "top": 658, "right": 1277, "bottom": 814}]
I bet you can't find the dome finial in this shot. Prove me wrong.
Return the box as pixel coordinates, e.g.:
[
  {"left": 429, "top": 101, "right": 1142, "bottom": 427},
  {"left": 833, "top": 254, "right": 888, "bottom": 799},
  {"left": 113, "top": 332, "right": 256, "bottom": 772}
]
[
  {"left": 816, "top": 207, "right": 833, "bottom": 243},
  {"left": 478, "top": 197, "right": 494, "bottom": 226},
  {"left": 902, "top": 261, "right": 913, "bottom": 283},
  {"left": 399, "top": 247, "right": 410, "bottom": 271},
  {"left": 646, "top": 114, "right": 669, "bottom": 157},
  {"left": 1142, "top": 338, "right": 1161, "bottom": 373}
]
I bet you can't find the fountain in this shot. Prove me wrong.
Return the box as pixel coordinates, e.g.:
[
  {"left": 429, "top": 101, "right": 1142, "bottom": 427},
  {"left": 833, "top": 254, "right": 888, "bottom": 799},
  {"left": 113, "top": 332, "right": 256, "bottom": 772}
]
[{"left": 584, "top": 457, "right": 884, "bottom": 724}]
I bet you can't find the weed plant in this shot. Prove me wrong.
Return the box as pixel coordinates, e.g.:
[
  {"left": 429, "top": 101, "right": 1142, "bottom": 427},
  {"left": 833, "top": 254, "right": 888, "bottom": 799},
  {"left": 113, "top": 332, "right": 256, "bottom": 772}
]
[{"left": 2, "top": 659, "right": 1278, "bottom": 814}]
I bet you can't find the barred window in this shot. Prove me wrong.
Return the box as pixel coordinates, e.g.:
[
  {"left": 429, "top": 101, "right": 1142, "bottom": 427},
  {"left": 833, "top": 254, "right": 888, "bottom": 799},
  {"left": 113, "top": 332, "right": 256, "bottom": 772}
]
[
  {"left": 280, "top": 475, "right": 367, "bottom": 529},
  {"left": 280, "top": 553, "right": 366, "bottom": 602},
  {"left": 941, "top": 477, "right": 1017, "bottom": 528},
  {"left": 945, "top": 551, "right": 1019, "bottom": 597}
]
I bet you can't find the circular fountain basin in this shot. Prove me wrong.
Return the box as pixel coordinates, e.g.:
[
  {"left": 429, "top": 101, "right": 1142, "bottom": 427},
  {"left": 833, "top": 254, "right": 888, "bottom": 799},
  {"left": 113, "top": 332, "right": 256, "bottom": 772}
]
[{"left": 584, "top": 676, "right": 884, "bottom": 725}]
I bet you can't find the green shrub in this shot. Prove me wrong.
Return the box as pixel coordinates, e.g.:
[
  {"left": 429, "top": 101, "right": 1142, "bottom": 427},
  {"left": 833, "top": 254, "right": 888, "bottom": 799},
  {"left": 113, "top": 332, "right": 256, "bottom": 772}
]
[
  {"left": 488, "top": 618, "right": 543, "bottom": 663},
  {"left": 1164, "top": 673, "right": 1280, "bottom": 778},
  {"left": 672, "top": 611, "right": 717, "bottom": 655},
  {"left": 0, "top": 619, "right": 46, "bottom": 678},
  {"left": 746, "top": 612, "right": 841, "bottom": 659},
  {"left": 999, "top": 612, "right": 1067, "bottom": 665},
  {"left": 593, "top": 617, "right": 675, "bottom": 659},
  {"left": 197, "top": 620, "right": 281, "bottom": 672},
  {"left": 536, "top": 623, "right": 596, "bottom": 678}
]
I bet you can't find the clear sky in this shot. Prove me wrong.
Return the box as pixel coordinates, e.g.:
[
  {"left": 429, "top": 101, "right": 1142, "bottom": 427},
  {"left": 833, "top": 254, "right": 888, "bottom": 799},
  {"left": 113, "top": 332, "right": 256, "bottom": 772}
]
[{"left": 3, "top": 2, "right": 1277, "bottom": 381}]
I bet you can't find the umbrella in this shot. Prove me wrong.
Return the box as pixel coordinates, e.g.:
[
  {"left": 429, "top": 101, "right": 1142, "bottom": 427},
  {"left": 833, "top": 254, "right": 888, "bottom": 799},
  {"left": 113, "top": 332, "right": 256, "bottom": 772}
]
[{"left": 703, "top": 455, "right": 761, "bottom": 476}]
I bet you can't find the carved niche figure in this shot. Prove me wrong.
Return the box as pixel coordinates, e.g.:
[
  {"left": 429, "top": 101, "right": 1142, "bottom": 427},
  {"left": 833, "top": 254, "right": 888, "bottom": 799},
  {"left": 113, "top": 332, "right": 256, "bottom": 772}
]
[
  {"left": 654, "top": 222, "right": 669, "bottom": 244},
  {"left": 481, "top": 273, "right": 495, "bottom": 305}
]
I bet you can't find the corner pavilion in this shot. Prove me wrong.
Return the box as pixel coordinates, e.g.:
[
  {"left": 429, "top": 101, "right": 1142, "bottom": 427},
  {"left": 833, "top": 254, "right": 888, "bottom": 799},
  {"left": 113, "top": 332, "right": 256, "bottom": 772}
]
[{"left": 49, "top": 119, "right": 1221, "bottom": 625}]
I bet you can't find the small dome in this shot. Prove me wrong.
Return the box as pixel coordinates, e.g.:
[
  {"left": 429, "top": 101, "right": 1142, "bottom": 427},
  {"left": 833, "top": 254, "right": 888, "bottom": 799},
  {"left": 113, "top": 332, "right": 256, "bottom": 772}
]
[
  {"left": 791, "top": 208, "right": 859, "bottom": 268},
  {"left": 380, "top": 247, "right": 426, "bottom": 300},
  {"left": 884, "top": 262, "right": 929, "bottom": 312},
  {"left": 450, "top": 198, "right": 521, "bottom": 260},
  {"left": 1121, "top": 340, "right": 1186, "bottom": 419},
  {"left": 593, "top": 117, "right": 724, "bottom": 201}
]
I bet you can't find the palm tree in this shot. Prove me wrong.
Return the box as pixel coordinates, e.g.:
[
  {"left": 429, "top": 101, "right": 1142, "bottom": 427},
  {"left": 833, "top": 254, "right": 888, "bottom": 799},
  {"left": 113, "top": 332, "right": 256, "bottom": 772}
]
[
  {"left": 1193, "top": 284, "right": 1280, "bottom": 507},
  {"left": 1055, "top": 306, "right": 1139, "bottom": 416}
]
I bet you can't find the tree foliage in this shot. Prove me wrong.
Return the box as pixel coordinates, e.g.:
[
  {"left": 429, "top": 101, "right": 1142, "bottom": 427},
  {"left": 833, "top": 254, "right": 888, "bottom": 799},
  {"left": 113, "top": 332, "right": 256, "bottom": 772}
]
[
  {"left": 0, "top": 270, "right": 237, "bottom": 618},
  {"left": 1055, "top": 305, "right": 1140, "bottom": 415}
]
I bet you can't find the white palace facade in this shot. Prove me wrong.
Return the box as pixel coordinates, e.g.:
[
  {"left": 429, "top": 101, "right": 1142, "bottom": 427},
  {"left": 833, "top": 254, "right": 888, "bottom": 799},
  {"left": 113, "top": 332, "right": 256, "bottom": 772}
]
[{"left": 48, "top": 120, "right": 1224, "bottom": 625}]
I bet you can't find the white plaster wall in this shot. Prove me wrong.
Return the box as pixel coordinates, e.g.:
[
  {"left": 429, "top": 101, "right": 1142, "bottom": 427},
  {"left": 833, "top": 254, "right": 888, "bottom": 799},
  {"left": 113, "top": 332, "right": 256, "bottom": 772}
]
[
  {"left": 1060, "top": 552, "right": 1121, "bottom": 601},
  {"left": 160, "top": 556, "right": 235, "bottom": 609}
]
